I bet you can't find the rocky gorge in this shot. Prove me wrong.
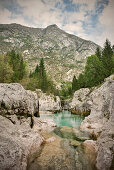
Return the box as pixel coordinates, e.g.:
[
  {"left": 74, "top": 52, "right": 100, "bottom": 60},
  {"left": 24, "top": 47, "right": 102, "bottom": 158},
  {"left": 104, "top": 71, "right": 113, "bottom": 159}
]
[
  {"left": 0, "top": 75, "right": 114, "bottom": 170},
  {"left": 69, "top": 75, "right": 114, "bottom": 170}
]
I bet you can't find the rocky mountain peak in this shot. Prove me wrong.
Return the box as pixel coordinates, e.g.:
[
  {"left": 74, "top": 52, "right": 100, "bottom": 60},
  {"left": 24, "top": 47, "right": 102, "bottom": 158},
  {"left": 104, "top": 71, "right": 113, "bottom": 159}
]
[{"left": 0, "top": 23, "right": 101, "bottom": 84}]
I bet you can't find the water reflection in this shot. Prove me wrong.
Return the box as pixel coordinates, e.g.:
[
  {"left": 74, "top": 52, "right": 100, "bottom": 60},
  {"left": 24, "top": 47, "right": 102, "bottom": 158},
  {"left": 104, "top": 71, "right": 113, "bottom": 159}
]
[{"left": 40, "top": 110, "right": 84, "bottom": 128}]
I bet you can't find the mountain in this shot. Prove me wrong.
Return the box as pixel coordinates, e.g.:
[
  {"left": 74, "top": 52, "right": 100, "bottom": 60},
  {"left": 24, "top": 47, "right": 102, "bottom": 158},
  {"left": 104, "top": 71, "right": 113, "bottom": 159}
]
[{"left": 0, "top": 23, "right": 101, "bottom": 85}]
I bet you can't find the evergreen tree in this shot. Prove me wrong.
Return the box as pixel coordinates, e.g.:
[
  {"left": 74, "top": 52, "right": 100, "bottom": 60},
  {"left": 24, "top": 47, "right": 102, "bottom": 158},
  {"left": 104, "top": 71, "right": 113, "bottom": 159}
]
[
  {"left": 8, "top": 50, "right": 27, "bottom": 82},
  {"left": 95, "top": 47, "right": 101, "bottom": 60},
  {"left": 39, "top": 58, "right": 48, "bottom": 92},
  {"left": 101, "top": 39, "right": 113, "bottom": 77},
  {"left": 0, "top": 55, "right": 13, "bottom": 83},
  {"left": 35, "top": 64, "right": 39, "bottom": 74},
  {"left": 18, "top": 58, "right": 26, "bottom": 80},
  {"left": 72, "top": 75, "right": 79, "bottom": 91},
  {"left": 85, "top": 55, "right": 105, "bottom": 87},
  {"left": 78, "top": 73, "right": 85, "bottom": 88}
]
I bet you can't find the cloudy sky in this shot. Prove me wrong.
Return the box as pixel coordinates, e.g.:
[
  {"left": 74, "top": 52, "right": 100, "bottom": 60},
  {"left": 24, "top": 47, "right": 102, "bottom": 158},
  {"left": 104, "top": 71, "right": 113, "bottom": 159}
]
[{"left": 0, "top": 0, "right": 114, "bottom": 46}]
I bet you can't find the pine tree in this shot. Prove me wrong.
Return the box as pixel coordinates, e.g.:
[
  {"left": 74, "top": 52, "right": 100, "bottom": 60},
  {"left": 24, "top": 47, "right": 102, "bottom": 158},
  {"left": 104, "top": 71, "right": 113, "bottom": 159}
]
[
  {"left": 95, "top": 47, "right": 101, "bottom": 60},
  {"left": 72, "top": 75, "right": 79, "bottom": 92},
  {"left": 19, "top": 58, "right": 25, "bottom": 80},
  {"left": 39, "top": 58, "right": 48, "bottom": 92},
  {"left": 0, "top": 55, "right": 13, "bottom": 83},
  {"left": 35, "top": 64, "right": 39, "bottom": 74},
  {"left": 85, "top": 55, "right": 105, "bottom": 87},
  {"left": 101, "top": 39, "right": 113, "bottom": 77},
  {"left": 78, "top": 73, "right": 85, "bottom": 88}
]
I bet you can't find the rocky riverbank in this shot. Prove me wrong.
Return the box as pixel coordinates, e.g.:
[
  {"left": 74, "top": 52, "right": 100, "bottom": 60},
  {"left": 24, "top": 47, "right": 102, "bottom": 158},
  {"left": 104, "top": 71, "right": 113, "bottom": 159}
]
[
  {"left": 36, "top": 89, "right": 61, "bottom": 113},
  {"left": 70, "top": 75, "right": 114, "bottom": 170},
  {"left": 0, "top": 75, "right": 114, "bottom": 170},
  {"left": 0, "top": 83, "right": 56, "bottom": 170}
]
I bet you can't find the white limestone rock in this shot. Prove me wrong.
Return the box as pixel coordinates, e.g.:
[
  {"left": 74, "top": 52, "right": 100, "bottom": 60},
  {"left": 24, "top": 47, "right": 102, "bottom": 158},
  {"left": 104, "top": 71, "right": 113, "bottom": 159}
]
[
  {"left": 0, "top": 114, "right": 56, "bottom": 170},
  {"left": 69, "top": 88, "right": 91, "bottom": 112},
  {"left": 80, "top": 75, "right": 114, "bottom": 170},
  {"left": 80, "top": 76, "right": 114, "bottom": 136},
  {"left": 0, "top": 83, "right": 39, "bottom": 115},
  {"left": 37, "top": 89, "right": 61, "bottom": 111}
]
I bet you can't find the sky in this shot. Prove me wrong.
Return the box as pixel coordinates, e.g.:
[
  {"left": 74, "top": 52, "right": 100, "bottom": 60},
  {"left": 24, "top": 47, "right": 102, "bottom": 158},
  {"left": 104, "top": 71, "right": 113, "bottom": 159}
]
[{"left": 0, "top": 0, "right": 114, "bottom": 47}]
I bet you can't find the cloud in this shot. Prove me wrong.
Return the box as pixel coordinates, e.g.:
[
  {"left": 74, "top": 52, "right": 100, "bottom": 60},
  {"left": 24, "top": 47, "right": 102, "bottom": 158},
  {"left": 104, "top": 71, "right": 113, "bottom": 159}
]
[
  {"left": 98, "top": 0, "right": 114, "bottom": 45},
  {"left": 0, "top": 0, "right": 113, "bottom": 47},
  {"left": 0, "top": 8, "right": 12, "bottom": 24},
  {"left": 72, "top": 0, "right": 98, "bottom": 10}
]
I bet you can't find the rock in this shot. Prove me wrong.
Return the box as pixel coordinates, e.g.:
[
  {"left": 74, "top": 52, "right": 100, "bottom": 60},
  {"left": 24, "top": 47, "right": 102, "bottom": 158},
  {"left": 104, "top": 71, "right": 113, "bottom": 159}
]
[
  {"left": 0, "top": 83, "right": 39, "bottom": 116},
  {"left": 53, "top": 126, "right": 91, "bottom": 141},
  {"left": 0, "top": 115, "right": 44, "bottom": 170},
  {"left": 69, "top": 88, "right": 91, "bottom": 115},
  {"left": 46, "top": 137, "right": 56, "bottom": 143},
  {"left": 36, "top": 89, "right": 61, "bottom": 112},
  {"left": 96, "top": 119, "right": 114, "bottom": 170},
  {"left": 0, "top": 114, "right": 56, "bottom": 170},
  {"left": 70, "top": 140, "right": 81, "bottom": 147},
  {"left": 79, "top": 75, "right": 114, "bottom": 170},
  {"left": 75, "top": 140, "right": 97, "bottom": 170},
  {"left": 80, "top": 75, "right": 114, "bottom": 137}
]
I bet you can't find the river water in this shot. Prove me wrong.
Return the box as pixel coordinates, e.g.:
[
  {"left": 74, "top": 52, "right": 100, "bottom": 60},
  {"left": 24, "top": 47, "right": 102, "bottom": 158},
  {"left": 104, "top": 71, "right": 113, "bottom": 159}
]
[
  {"left": 28, "top": 111, "right": 97, "bottom": 170},
  {"left": 40, "top": 110, "right": 84, "bottom": 128}
]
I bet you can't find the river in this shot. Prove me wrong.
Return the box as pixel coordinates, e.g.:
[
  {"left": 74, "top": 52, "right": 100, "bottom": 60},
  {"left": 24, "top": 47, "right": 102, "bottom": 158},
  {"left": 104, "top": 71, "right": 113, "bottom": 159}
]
[
  {"left": 28, "top": 110, "right": 97, "bottom": 170},
  {"left": 40, "top": 110, "right": 84, "bottom": 128}
]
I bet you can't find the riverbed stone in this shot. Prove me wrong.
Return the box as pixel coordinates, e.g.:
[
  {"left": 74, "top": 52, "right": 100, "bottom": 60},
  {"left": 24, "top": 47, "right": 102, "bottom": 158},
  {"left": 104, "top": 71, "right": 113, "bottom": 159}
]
[
  {"left": 0, "top": 112, "right": 56, "bottom": 170},
  {"left": 0, "top": 83, "right": 39, "bottom": 116},
  {"left": 79, "top": 75, "right": 114, "bottom": 170},
  {"left": 69, "top": 88, "right": 91, "bottom": 115},
  {"left": 53, "top": 126, "right": 91, "bottom": 141},
  {"left": 36, "top": 89, "right": 61, "bottom": 112},
  {"left": 75, "top": 140, "right": 97, "bottom": 170}
]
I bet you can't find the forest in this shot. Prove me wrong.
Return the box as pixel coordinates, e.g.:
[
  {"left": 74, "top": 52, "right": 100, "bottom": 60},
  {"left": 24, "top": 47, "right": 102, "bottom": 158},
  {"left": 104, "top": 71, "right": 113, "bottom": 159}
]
[{"left": 0, "top": 39, "right": 114, "bottom": 98}]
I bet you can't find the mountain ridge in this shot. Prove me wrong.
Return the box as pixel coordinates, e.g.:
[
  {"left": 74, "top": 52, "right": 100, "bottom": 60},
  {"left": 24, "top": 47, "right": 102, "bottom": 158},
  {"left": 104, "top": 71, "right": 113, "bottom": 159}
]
[{"left": 0, "top": 23, "right": 101, "bottom": 84}]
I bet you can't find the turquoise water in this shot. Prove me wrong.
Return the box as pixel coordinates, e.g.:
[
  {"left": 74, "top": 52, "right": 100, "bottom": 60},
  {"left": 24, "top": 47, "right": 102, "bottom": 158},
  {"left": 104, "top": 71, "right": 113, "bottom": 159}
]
[{"left": 40, "top": 110, "right": 84, "bottom": 128}]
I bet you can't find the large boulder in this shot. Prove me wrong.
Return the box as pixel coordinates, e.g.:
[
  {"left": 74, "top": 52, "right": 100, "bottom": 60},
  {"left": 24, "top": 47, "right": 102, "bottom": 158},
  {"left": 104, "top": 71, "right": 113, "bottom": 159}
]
[
  {"left": 0, "top": 83, "right": 39, "bottom": 116},
  {"left": 69, "top": 88, "right": 91, "bottom": 115},
  {"left": 80, "top": 75, "right": 114, "bottom": 137},
  {"left": 0, "top": 115, "right": 44, "bottom": 170},
  {"left": 0, "top": 114, "right": 56, "bottom": 170},
  {"left": 80, "top": 75, "right": 114, "bottom": 170},
  {"left": 0, "top": 83, "right": 56, "bottom": 170},
  {"left": 36, "top": 89, "right": 61, "bottom": 112}
]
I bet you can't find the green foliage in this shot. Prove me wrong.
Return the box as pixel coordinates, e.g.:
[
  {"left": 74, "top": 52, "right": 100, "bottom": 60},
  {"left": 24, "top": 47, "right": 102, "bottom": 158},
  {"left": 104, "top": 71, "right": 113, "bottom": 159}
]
[
  {"left": 71, "top": 39, "right": 114, "bottom": 93},
  {"left": 101, "top": 39, "right": 113, "bottom": 77},
  {"left": 0, "top": 50, "right": 28, "bottom": 84},
  {"left": 0, "top": 54, "right": 13, "bottom": 83},
  {"left": 78, "top": 73, "right": 85, "bottom": 88},
  {"left": 8, "top": 50, "right": 27, "bottom": 82},
  {"left": 72, "top": 75, "right": 79, "bottom": 92},
  {"left": 28, "top": 58, "right": 57, "bottom": 94},
  {"left": 84, "top": 55, "right": 106, "bottom": 87},
  {"left": 60, "top": 81, "right": 72, "bottom": 100},
  {"left": 95, "top": 47, "right": 101, "bottom": 60}
]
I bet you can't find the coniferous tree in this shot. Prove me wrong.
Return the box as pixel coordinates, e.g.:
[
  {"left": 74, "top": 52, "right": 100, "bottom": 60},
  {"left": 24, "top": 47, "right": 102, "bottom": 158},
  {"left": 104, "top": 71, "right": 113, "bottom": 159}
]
[
  {"left": 78, "top": 73, "right": 85, "bottom": 88},
  {"left": 18, "top": 58, "right": 26, "bottom": 80},
  {"left": 0, "top": 55, "right": 13, "bottom": 83},
  {"left": 72, "top": 75, "right": 79, "bottom": 91},
  {"left": 84, "top": 55, "right": 105, "bottom": 87},
  {"left": 35, "top": 64, "right": 39, "bottom": 75},
  {"left": 8, "top": 50, "right": 26, "bottom": 82},
  {"left": 39, "top": 58, "right": 48, "bottom": 92},
  {"left": 101, "top": 39, "right": 113, "bottom": 77},
  {"left": 95, "top": 47, "right": 101, "bottom": 60}
]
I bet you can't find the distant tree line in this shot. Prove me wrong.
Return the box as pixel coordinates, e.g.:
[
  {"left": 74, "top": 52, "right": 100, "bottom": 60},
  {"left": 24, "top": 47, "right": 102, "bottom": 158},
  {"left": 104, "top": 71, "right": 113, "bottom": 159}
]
[
  {"left": 27, "top": 58, "right": 57, "bottom": 94},
  {"left": 0, "top": 50, "right": 57, "bottom": 95},
  {"left": 0, "top": 50, "right": 27, "bottom": 83},
  {"left": 72, "top": 39, "right": 114, "bottom": 92}
]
